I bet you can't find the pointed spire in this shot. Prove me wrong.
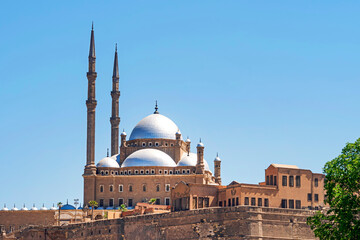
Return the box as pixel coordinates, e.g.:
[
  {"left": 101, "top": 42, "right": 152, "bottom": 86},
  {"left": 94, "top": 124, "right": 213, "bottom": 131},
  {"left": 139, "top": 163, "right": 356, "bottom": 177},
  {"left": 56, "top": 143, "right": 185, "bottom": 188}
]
[
  {"left": 113, "top": 44, "right": 119, "bottom": 78},
  {"left": 154, "top": 100, "right": 159, "bottom": 114},
  {"left": 107, "top": 148, "right": 109, "bottom": 157},
  {"left": 89, "top": 23, "right": 96, "bottom": 58}
]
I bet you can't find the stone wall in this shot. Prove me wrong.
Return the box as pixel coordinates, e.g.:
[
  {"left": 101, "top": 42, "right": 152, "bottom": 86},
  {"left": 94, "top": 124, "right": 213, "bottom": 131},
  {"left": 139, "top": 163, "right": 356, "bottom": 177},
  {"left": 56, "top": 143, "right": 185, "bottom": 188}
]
[{"left": 4, "top": 206, "right": 316, "bottom": 240}]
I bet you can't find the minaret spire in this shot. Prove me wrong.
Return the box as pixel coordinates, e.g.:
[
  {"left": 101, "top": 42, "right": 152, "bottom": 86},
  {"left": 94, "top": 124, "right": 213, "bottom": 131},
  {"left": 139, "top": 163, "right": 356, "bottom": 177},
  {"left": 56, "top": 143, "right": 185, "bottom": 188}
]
[
  {"left": 85, "top": 23, "right": 97, "bottom": 175},
  {"left": 110, "top": 43, "right": 120, "bottom": 156},
  {"left": 154, "top": 100, "right": 159, "bottom": 114}
]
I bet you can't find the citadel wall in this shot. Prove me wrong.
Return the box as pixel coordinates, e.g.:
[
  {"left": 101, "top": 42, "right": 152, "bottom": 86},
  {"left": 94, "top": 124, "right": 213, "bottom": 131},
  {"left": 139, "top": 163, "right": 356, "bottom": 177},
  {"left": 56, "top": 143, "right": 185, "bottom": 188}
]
[{"left": 6, "top": 206, "right": 316, "bottom": 240}]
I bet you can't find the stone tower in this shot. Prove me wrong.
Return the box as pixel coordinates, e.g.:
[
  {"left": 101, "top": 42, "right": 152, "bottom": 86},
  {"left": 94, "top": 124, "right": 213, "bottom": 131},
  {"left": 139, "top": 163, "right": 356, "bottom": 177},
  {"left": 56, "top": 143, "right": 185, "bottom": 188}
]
[
  {"left": 196, "top": 140, "right": 205, "bottom": 174},
  {"left": 214, "top": 153, "right": 222, "bottom": 185},
  {"left": 110, "top": 44, "right": 120, "bottom": 156},
  {"left": 84, "top": 23, "right": 97, "bottom": 175}
]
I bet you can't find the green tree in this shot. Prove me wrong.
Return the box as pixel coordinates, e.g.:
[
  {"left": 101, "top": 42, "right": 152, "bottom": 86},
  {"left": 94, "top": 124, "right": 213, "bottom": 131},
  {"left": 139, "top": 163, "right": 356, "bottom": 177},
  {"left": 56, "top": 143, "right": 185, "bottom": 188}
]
[
  {"left": 88, "top": 200, "right": 98, "bottom": 220},
  {"left": 57, "top": 202, "right": 63, "bottom": 226},
  {"left": 307, "top": 138, "right": 360, "bottom": 239},
  {"left": 149, "top": 198, "right": 156, "bottom": 205},
  {"left": 119, "top": 204, "right": 127, "bottom": 212}
]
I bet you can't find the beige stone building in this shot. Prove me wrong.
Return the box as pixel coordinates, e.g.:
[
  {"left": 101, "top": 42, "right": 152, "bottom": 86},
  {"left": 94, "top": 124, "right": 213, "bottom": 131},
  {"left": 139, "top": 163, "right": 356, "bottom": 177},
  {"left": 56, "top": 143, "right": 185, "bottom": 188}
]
[
  {"left": 83, "top": 26, "right": 221, "bottom": 209},
  {"left": 172, "top": 163, "right": 325, "bottom": 211}
]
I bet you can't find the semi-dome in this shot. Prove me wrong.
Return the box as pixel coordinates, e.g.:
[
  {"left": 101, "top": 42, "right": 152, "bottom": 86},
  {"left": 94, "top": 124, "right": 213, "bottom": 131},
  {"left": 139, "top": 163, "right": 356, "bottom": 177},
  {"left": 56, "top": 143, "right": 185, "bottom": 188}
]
[
  {"left": 177, "top": 152, "right": 210, "bottom": 171},
  {"left": 97, "top": 157, "right": 120, "bottom": 168},
  {"left": 121, "top": 149, "right": 176, "bottom": 167},
  {"left": 129, "top": 113, "right": 182, "bottom": 140}
]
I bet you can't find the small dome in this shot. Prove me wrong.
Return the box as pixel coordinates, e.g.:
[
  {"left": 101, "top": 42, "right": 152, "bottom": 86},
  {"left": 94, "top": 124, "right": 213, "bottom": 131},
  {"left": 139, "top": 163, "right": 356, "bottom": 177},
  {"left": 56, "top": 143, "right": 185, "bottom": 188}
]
[
  {"left": 30, "top": 205, "right": 38, "bottom": 211},
  {"left": 121, "top": 131, "right": 127, "bottom": 136},
  {"left": 50, "top": 204, "right": 57, "bottom": 210},
  {"left": 61, "top": 204, "right": 76, "bottom": 210},
  {"left": 21, "top": 205, "right": 28, "bottom": 211},
  {"left": 97, "top": 157, "right": 120, "bottom": 168},
  {"left": 215, "top": 155, "right": 221, "bottom": 161},
  {"left": 197, "top": 142, "right": 204, "bottom": 147},
  {"left": 177, "top": 152, "right": 210, "bottom": 171},
  {"left": 129, "top": 113, "right": 182, "bottom": 140},
  {"left": 40, "top": 204, "right": 48, "bottom": 210},
  {"left": 12, "top": 205, "right": 18, "bottom": 211},
  {"left": 2, "top": 204, "right": 9, "bottom": 211},
  {"left": 121, "top": 149, "right": 176, "bottom": 167},
  {"left": 185, "top": 138, "right": 191, "bottom": 143}
]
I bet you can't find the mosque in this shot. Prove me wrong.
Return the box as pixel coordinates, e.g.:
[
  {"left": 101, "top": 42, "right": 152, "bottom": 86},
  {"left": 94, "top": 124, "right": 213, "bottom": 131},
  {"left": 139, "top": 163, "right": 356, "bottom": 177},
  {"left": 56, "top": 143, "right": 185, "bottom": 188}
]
[{"left": 83, "top": 25, "right": 221, "bottom": 209}]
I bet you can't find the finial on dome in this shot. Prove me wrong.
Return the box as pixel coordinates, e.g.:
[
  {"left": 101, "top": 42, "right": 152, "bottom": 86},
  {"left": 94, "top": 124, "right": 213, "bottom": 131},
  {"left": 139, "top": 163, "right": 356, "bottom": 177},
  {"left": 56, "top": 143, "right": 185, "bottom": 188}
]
[
  {"left": 154, "top": 100, "right": 159, "bottom": 114},
  {"left": 107, "top": 148, "right": 109, "bottom": 157},
  {"left": 92, "top": 21, "right": 94, "bottom": 30},
  {"left": 217, "top": 152, "right": 218, "bottom": 157},
  {"left": 67, "top": 199, "right": 69, "bottom": 204}
]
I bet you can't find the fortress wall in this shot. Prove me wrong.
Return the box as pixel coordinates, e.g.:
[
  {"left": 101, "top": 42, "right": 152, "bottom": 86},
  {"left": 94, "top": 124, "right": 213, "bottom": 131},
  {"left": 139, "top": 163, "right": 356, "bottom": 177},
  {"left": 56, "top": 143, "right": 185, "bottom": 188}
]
[{"left": 6, "top": 206, "right": 316, "bottom": 240}]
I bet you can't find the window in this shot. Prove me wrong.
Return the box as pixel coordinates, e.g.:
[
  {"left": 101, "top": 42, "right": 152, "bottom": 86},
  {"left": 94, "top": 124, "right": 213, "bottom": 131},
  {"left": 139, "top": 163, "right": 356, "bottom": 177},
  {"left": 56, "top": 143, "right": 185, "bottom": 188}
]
[
  {"left": 270, "top": 175, "right": 273, "bottom": 185},
  {"left": 165, "top": 143, "right": 168, "bottom": 147},
  {"left": 142, "top": 142, "right": 146, "bottom": 147},
  {"left": 182, "top": 169, "right": 186, "bottom": 174},
  {"left": 266, "top": 176, "right": 269, "bottom": 185},
  {"left": 244, "top": 197, "right": 249, "bottom": 205},
  {"left": 296, "top": 176, "right": 301, "bottom": 187},
  {"left": 251, "top": 198, "right": 256, "bottom": 206},
  {"left": 289, "top": 176, "right": 294, "bottom": 187},
  {"left": 295, "top": 200, "right": 301, "bottom": 209},
  {"left": 128, "top": 199, "right": 133, "bottom": 207},
  {"left": 124, "top": 170, "right": 127, "bottom": 175},
  {"left": 264, "top": 198, "right": 269, "bottom": 207},
  {"left": 199, "top": 198, "right": 204, "bottom": 208},
  {"left": 224, "top": 200, "right": 226, "bottom": 207},
  {"left": 100, "top": 170, "right": 104, "bottom": 175},
  {"left": 118, "top": 198, "right": 124, "bottom": 206},
  {"left": 258, "top": 198, "right": 262, "bottom": 207},
  {"left": 105, "top": 171, "right": 109, "bottom": 175},
  {"left": 228, "top": 199, "right": 231, "bottom": 207},
  {"left": 159, "top": 170, "right": 162, "bottom": 174},
  {"left": 111, "top": 171, "right": 114, "bottom": 175},
  {"left": 232, "top": 198, "right": 235, "bottom": 206},
  {"left": 165, "top": 198, "right": 170, "bottom": 206},
  {"left": 164, "top": 170, "right": 168, "bottom": 174},
  {"left": 170, "top": 143, "right": 174, "bottom": 147},
  {"left": 100, "top": 185, "right": 104, "bottom": 193},
  {"left": 314, "top": 194, "right": 319, "bottom": 202},
  {"left": 165, "top": 184, "right": 170, "bottom": 192},
  {"left": 193, "top": 197, "right": 198, "bottom": 209},
  {"left": 274, "top": 176, "right": 277, "bottom": 186},
  {"left": 307, "top": 193, "right": 312, "bottom": 201},
  {"left": 135, "top": 170, "right": 139, "bottom": 174},
  {"left": 99, "top": 199, "right": 104, "bottom": 207},
  {"left": 236, "top": 197, "right": 239, "bottom": 206},
  {"left": 204, "top": 198, "right": 209, "bottom": 207},
  {"left": 128, "top": 170, "right": 132, "bottom": 175},
  {"left": 140, "top": 170, "right": 144, "bottom": 174},
  {"left": 142, "top": 184, "right": 147, "bottom": 192},
  {"left": 187, "top": 169, "right": 190, "bottom": 174},
  {"left": 156, "top": 184, "right": 160, "bottom": 192},
  {"left": 282, "top": 176, "right": 287, "bottom": 186},
  {"left": 175, "top": 170, "right": 179, "bottom": 174},
  {"left": 145, "top": 170, "right": 149, "bottom": 174},
  {"left": 315, "top": 178, "right": 319, "bottom": 187},
  {"left": 120, "top": 171, "right": 123, "bottom": 175},
  {"left": 129, "top": 185, "right": 133, "bottom": 192},
  {"left": 281, "top": 199, "right": 287, "bottom": 208},
  {"left": 156, "top": 198, "right": 161, "bottom": 205},
  {"left": 151, "top": 169, "right": 155, "bottom": 174},
  {"left": 219, "top": 201, "right": 223, "bottom": 207},
  {"left": 289, "top": 199, "right": 294, "bottom": 209},
  {"left": 115, "top": 171, "right": 118, "bottom": 175},
  {"left": 155, "top": 142, "right": 159, "bottom": 147},
  {"left": 119, "top": 184, "right": 123, "bottom": 192},
  {"left": 109, "top": 185, "right": 113, "bottom": 192},
  {"left": 148, "top": 142, "right": 152, "bottom": 147},
  {"left": 169, "top": 170, "right": 173, "bottom": 174},
  {"left": 109, "top": 198, "right": 114, "bottom": 207}
]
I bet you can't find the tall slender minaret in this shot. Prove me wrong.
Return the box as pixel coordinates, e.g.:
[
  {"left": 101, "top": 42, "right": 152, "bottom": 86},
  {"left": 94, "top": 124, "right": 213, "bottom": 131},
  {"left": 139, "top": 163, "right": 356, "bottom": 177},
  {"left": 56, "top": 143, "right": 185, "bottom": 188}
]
[
  {"left": 84, "top": 23, "right": 97, "bottom": 175},
  {"left": 110, "top": 44, "right": 120, "bottom": 156}
]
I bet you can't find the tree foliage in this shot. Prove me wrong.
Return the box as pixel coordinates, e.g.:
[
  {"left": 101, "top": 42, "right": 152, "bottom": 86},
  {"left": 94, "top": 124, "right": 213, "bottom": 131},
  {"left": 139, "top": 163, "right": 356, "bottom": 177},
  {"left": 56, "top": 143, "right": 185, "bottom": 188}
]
[{"left": 307, "top": 138, "right": 360, "bottom": 239}]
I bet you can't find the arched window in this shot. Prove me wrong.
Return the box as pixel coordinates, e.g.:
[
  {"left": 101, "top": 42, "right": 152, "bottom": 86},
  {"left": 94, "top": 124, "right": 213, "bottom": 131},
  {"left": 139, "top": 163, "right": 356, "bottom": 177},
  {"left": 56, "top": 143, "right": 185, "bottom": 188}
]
[
  {"left": 143, "top": 184, "right": 147, "bottom": 192},
  {"left": 129, "top": 185, "right": 133, "bottom": 192},
  {"left": 156, "top": 185, "right": 160, "bottom": 192}
]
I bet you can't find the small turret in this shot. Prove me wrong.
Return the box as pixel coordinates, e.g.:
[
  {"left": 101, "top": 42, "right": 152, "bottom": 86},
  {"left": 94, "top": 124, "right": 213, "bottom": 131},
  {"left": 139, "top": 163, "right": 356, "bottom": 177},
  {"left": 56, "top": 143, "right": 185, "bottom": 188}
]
[
  {"left": 214, "top": 153, "right": 222, "bottom": 185},
  {"left": 196, "top": 139, "right": 205, "bottom": 174},
  {"left": 121, "top": 129, "right": 127, "bottom": 147},
  {"left": 185, "top": 137, "right": 191, "bottom": 156}
]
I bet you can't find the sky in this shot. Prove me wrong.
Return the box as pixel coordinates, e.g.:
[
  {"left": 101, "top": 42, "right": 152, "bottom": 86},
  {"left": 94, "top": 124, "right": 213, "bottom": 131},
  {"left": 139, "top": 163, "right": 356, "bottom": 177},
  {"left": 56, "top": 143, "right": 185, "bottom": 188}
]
[{"left": 1, "top": 1, "right": 360, "bottom": 208}]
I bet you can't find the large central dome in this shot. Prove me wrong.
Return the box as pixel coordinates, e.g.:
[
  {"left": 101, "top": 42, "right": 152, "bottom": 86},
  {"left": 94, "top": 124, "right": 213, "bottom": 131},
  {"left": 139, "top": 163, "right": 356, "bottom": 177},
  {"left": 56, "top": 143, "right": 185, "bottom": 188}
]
[{"left": 129, "top": 113, "right": 182, "bottom": 140}]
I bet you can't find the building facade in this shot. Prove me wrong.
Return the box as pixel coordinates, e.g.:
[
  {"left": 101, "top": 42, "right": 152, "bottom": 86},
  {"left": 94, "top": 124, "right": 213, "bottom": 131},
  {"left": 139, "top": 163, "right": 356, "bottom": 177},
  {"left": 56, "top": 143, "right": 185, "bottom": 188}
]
[{"left": 83, "top": 27, "right": 220, "bottom": 209}]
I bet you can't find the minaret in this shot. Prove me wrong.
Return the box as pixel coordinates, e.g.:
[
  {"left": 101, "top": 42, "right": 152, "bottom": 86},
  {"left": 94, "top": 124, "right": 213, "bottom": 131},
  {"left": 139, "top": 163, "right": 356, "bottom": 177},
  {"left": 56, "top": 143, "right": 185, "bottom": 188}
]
[
  {"left": 110, "top": 44, "right": 120, "bottom": 156},
  {"left": 84, "top": 23, "right": 97, "bottom": 175},
  {"left": 196, "top": 139, "right": 205, "bottom": 174},
  {"left": 214, "top": 153, "right": 222, "bottom": 185}
]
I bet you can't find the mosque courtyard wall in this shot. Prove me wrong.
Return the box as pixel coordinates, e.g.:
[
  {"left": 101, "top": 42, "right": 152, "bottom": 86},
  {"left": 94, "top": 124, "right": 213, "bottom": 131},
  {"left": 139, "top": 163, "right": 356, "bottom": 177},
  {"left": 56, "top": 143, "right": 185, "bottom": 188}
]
[{"left": 3, "top": 206, "right": 316, "bottom": 240}]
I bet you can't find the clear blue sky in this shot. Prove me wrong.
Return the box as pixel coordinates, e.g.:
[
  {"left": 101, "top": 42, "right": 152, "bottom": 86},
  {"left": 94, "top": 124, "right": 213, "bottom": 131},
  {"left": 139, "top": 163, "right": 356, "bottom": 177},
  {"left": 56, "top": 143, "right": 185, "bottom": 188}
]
[{"left": 1, "top": 1, "right": 359, "bottom": 208}]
